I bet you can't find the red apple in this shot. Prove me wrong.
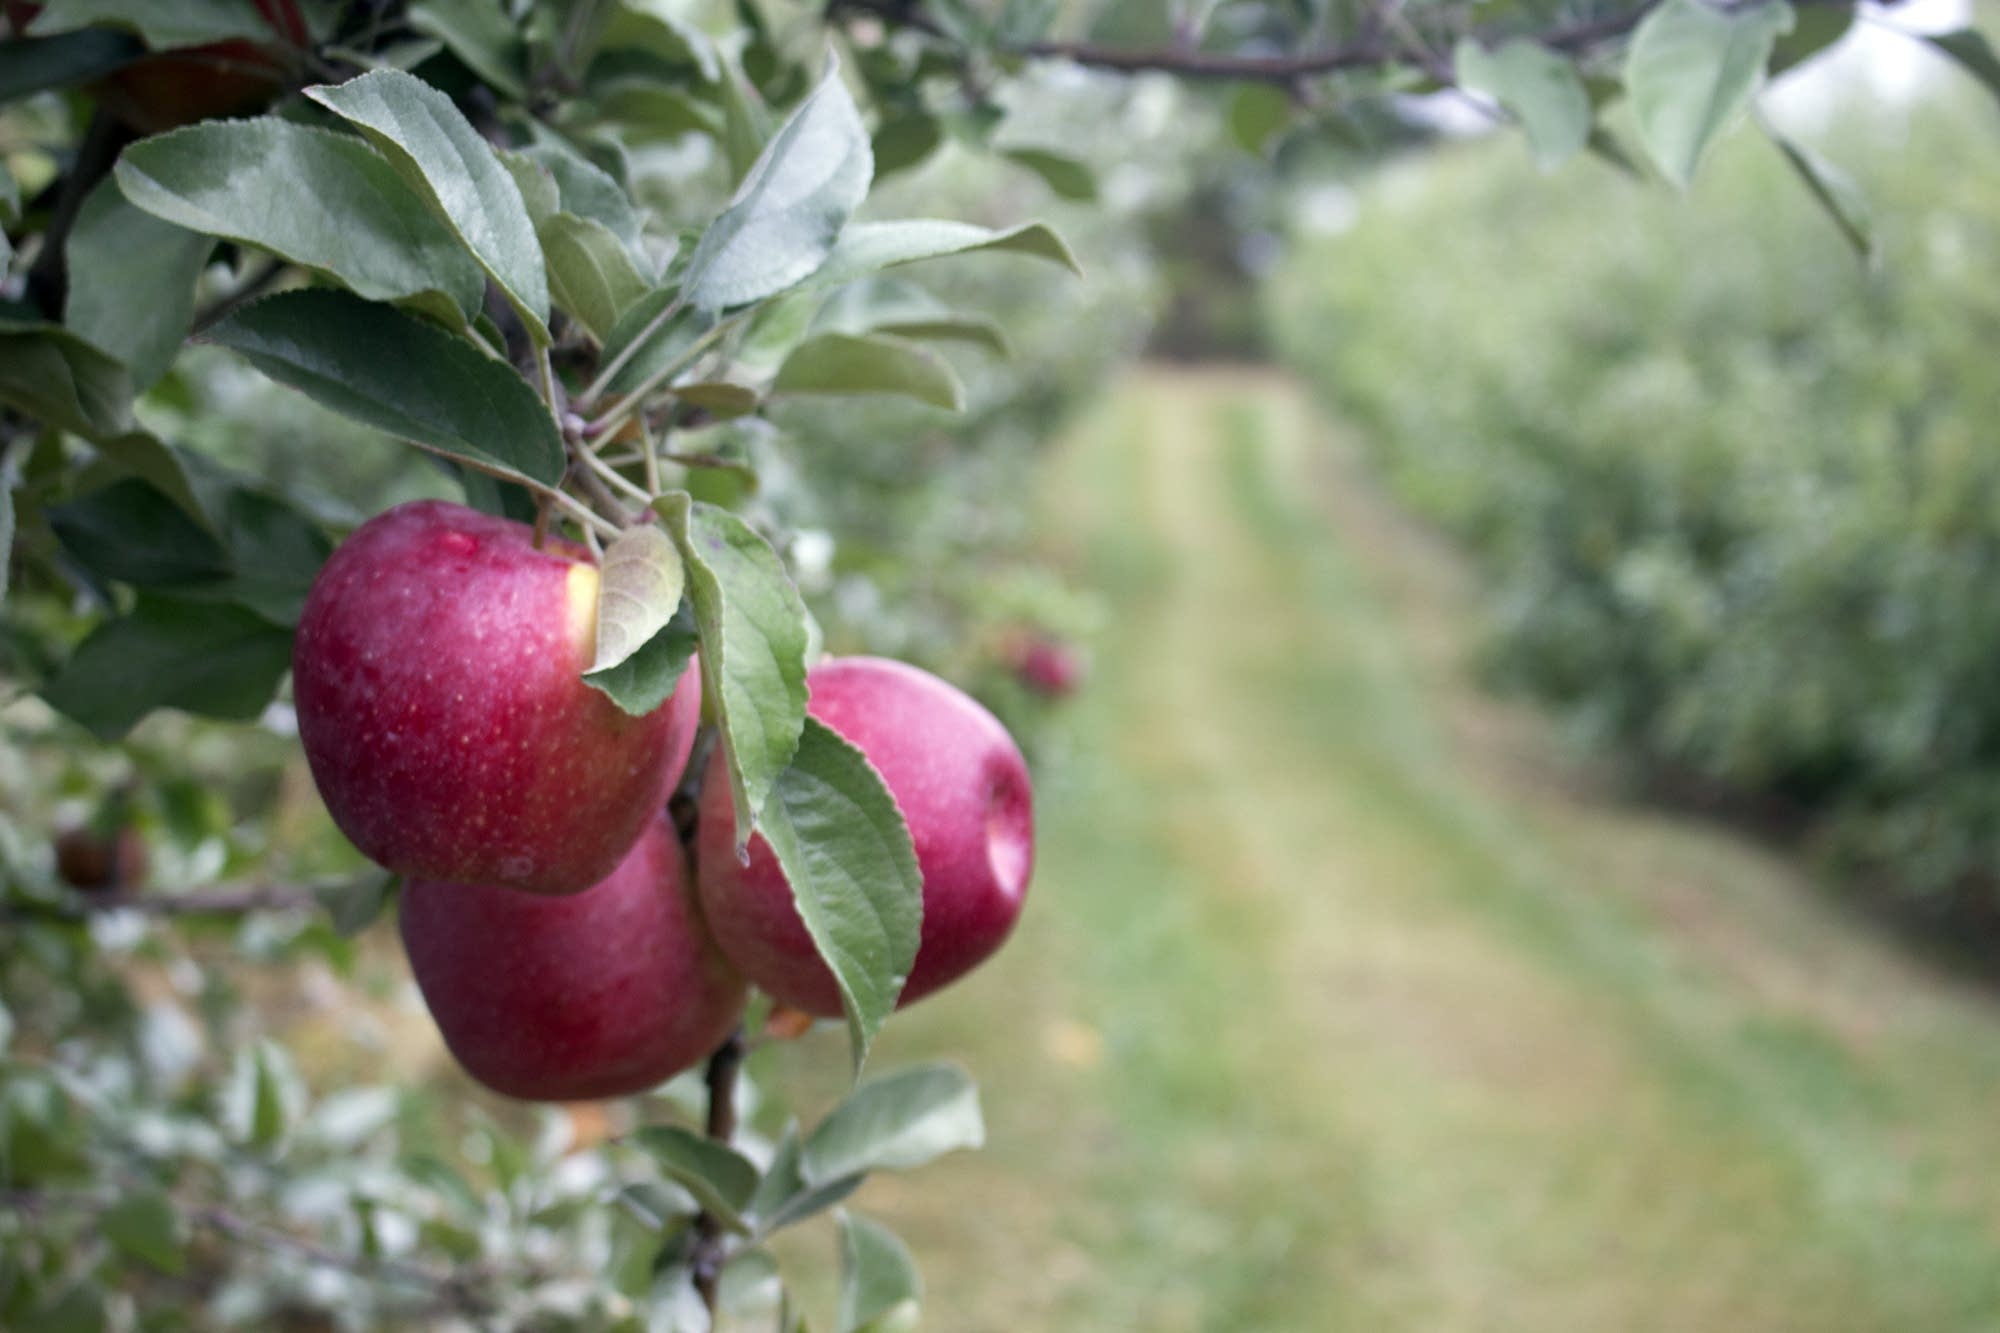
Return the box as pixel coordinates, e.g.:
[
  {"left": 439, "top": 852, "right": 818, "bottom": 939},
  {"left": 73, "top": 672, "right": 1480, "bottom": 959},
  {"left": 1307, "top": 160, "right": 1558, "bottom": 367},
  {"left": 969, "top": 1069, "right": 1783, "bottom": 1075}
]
[
  {"left": 400, "top": 818, "right": 745, "bottom": 1101},
  {"left": 695, "top": 656, "right": 1034, "bottom": 1016},
  {"left": 1013, "top": 633, "right": 1086, "bottom": 698},
  {"left": 293, "top": 500, "right": 700, "bottom": 896}
]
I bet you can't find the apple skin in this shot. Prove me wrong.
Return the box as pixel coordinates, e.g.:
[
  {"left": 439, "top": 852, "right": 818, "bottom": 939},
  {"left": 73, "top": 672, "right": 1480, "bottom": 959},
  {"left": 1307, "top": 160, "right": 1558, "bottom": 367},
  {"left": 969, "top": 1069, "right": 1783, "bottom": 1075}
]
[
  {"left": 1013, "top": 634, "right": 1085, "bottom": 698},
  {"left": 293, "top": 500, "right": 700, "bottom": 896},
  {"left": 696, "top": 656, "right": 1034, "bottom": 1016},
  {"left": 400, "top": 818, "right": 745, "bottom": 1102}
]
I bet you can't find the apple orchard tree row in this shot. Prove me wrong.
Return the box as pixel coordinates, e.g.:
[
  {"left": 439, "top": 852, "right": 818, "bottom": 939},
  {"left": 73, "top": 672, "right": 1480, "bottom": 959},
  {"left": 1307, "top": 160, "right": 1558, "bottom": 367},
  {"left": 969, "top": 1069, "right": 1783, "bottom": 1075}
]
[{"left": 1, "top": 1, "right": 1993, "bottom": 1328}]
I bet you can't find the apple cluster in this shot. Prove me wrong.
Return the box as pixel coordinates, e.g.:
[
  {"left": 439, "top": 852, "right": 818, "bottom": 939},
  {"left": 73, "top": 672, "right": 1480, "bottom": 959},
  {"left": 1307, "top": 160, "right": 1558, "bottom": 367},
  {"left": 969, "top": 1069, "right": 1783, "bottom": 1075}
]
[{"left": 292, "top": 501, "right": 1034, "bottom": 1101}]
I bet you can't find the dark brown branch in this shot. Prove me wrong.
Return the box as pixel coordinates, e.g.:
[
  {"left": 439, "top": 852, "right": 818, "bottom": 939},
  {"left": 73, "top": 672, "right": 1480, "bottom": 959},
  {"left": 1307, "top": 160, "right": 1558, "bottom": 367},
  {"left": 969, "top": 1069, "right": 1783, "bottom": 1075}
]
[
  {"left": 690, "top": 1028, "right": 748, "bottom": 1315},
  {"left": 25, "top": 107, "right": 136, "bottom": 317}
]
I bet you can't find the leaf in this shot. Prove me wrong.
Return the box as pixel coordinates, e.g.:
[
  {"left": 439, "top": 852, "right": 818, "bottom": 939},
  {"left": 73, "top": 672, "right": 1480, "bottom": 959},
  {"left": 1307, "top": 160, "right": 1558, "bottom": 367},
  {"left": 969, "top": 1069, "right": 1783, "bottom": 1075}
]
[
  {"left": 672, "top": 382, "right": 761, "bottom": 418},
  {"left": 102, "top": 1190, "right": 186, "bottom": 1277},
  {"left": 596, "top": 85, "right": 724, "bottom": 143},
  {"left": 772, "top": 332, "right": 964, "bottom": 411},
  {"left": 541, "top": 212, "right": 649, "bottom": 343},
  {"left": 407, "top": 0, "right": 527, "bottom": 98},
  {"left": 1454, "top": 38, "right": 1591, "bottom": 171},
  {"left": 1624, "top": 0, "right": 1795, "bottom": 188},
  {"left": 837, "top": 1214, "right": 919, "bottom": 1333},
  {"left": 1924, "top": 28, "right": 2000, "bottom": 111},
  {"left": 872, "top": 111, "right": 942, "bottom": 179},
  {"left": 812, "top": 219, "right": 1080, "bottom": 289},
  {"left": 115, "top": 119, "right": 486, "bottom": 317},
  {"left": 756, "top": 717, "right": 923, "bottom": 1071},
  {"left": 636, "top": 1126, "right": 759, "bottom": 1231},
  {"left": 47, "top": 478, "right": 231, "bottom": 587},
  {"left": 201, "top": 289, "right": 565, "bottom": 486},
  {"left": 41, "top": 595, "right": 292, "bottom": 740},
  {"left": 1768, "top": 1, "right": 1855, "bottom": 76},
  {"left": 66, "top": 178, "right": 213, "bottom": 389},
  {"left": 497, "top": 147, "right": 560, "bottom": 223},
  {"left": 750, "top": 1124, "right": 865, "bottom": 1235},
  {"left": 224, "top": 1039, "right": 301, "bottom": 1150},
  {"left": 315, "top": 870, "right": 396, "bottom": 937},
  {"left": 28, "top": 0, "right": 271, "bottom": 48},
  {"left": 1227, "top": 83, "right": 1293, "bottom": 158},
  {"left": 1001, "top": 147, "right": 1096, "bottom": 200},
  {"left": 803, "top": 1064, "right": 983, "bottom": 1182},
  {"left": 655, "top": 492, "right": 808, "bottom": 846},
  {"left": 591, "top": 524, "right": 685, "bottom": 673},
  {"left": 0, "top": 29, "right": 141, "bottom": 103},
  {"left": 0, "top": 322, "right": 132, "bottom": 442},
  {"left": 595, "top": 2, "right": 719, "bottom": 82},
  {"left": 679, "top": 61, "right": 873, "bottom": 312},
  {"left": 1767, "top": 125, "right": 1874, "bottom": 264},
  {"left": 813, "top": 278, "right": 1010, "bottom": 356},
  {"left": 520, "top": 139, "right": 645, "bottom": 248},
  {"left": 584, "top": 600, "right": 698, "bottom": 714},
  {"left": 307, "top": 69, "right": 550, "bottom": 340}
]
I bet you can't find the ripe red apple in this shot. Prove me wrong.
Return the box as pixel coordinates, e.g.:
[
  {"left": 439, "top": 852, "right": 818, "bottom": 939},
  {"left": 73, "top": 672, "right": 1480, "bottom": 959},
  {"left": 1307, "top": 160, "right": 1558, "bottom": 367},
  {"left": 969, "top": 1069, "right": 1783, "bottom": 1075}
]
[
  {"left": 1012, "top": 633, "right": 1086, "bottom": 698},
  {"left": 293, "top": 500, "right": 700, "bottom": 896},
  {"left": 400, "top": 817, "right": 745, "bottom": 1101},
  {"left": 54, "top": 824, "right": 147, "bottom": 892},
  {"left": 695, "top": 656, "right": 1034, "bottom": 1016}
]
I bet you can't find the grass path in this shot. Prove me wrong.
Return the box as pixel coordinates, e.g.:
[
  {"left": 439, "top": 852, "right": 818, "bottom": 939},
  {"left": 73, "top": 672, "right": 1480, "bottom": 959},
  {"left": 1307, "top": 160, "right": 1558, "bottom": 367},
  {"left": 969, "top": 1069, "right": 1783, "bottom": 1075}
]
[{"left": 771, "top": 368, "right": 2000, "bottom": 1331}]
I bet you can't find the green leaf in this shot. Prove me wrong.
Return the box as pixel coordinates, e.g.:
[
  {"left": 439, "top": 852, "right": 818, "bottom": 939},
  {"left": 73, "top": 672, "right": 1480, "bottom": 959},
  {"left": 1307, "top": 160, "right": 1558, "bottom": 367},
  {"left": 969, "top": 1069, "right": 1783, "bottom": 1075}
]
[
  {"left": 595, "top": 2, "right": 719, "bottom": 82},
  {"left": 1001, "top": 147, "right": 1096, "bottom": 200},
  {"left": 497, "top": 147, "right": 561, "bottom": 224},
  {"left": 520, "top": 139, "right": 645, "bottom": 249},
  {"left": 28, "top": 0, "right": 271, "bottom": 48},
  {"left": 584, "top": 600, "right": 697, "bottom": 714},
  {"left": 655, "top": 492, "right": 808, "bottom": 846},
  {"left": 1226, "top": 83, "right": 1293, "bottom": 158},
  {"left": 541, "top": 212, "right": 649, "bottom": 343},
  {"left": 1768, "top": 1, "right": 1855, "bottom": 76},
  {"left": 0, "top": 322, "right": 132, "bottom": 442},
  {"left": 1624, "top": 0, "right": 1795, "bottom": 188},
  {"left": 47, "top": 478, "right": 231, "bottom": 587},
  {"left": 225, "top": 1038, "right": 301, "bottom": 1150},
  {"left": 750, "top": 1123, "right": 865, "bottom": 1235},
  {"left": 591, "top": 523, "right": 685, "bottom": 674},
  {"left": 872, "top": 111, "right": 942, "bottom": 179},
  {"left": 42, "top": 595, "right": 291, "bottom": 740},
  {"left": 635, "top": 1126, "right": 759, "bottom": 1231},
  {"left": 0, "top": 30, "right": 141, "bottom": 102},
  {"left": 680, "top": 61, "right": 873, "bottom": 312},
  {"left": 718, "top": 52, "right": 774, "bottom": 185},
  {"left": 115, "top": 119, "right": 486, "bottom": 318},
  {"left": 1454, "top": 38, "right": 1591, "bottom": 171},
  {"left": 756, "top": 718, "right": 923, "bottom": 1072},
  {"left": 306, "top": 69, "right": 550, "bottom": 340},
  {"left": 837, "top": 1214, "right": 919, "bottom": 1333},
  {"left": 201, "top": 288, "right": 565, "bottom": 486},
  {"left": 1924, "top": 28, "right": 2000, "bottom": 111},
  {"left": 595, "top": 85, "right": 724, "bottom": 143},
  {"left": 20, "top": 1284, "right": 106, "bottom": 1333},
  {"left": 65, "top": 178, "right": 212, "bottom": 389},
  {"left": 315, "top": 870, "right": 396, "bottom": 937},
  {"left": 812, "top": 219, "right": 1081, "bottom": 289},
  {"left": 803, "top": 1064, "right": 983, "bottom": 1182},
  {"left": 1766, "top": 125, "right": 1874, "bottom": 264},
  {"left": 102, "top": 1190, "right": 186, "bottom": 1277},
  {"left": 210, "top": 488, "right": 331, "bottom": 625},
  {"left": 407, "top": 0, "right": 527, "bottom": 98},
  {"left": 720, "top": 1247, "right": 785, "bottom": 1320},
  {"left": 772, "top": 332, "right": 964, "bottom": 411},
  {"left": 813, "top": 278, "right": 1010, "bottom": 356},
  {"left": 672, "top": 382, "right": 761, "bottom": 418}
]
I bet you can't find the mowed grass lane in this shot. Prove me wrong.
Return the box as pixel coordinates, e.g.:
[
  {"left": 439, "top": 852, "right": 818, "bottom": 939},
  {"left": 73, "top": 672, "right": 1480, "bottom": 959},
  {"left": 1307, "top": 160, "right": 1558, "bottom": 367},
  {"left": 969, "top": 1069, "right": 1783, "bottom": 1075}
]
[{"left": 760, "top": 369, "right": 2000, "bottom": 1332}]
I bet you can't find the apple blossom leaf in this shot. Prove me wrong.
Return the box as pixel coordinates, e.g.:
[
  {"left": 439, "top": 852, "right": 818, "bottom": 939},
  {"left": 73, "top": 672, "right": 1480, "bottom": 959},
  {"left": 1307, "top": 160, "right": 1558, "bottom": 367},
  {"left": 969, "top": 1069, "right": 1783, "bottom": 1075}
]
[
  {"left": 0, "top": 30, "right": 142, "bottom": 103},
  {"left": 0, "top": 320, "right": 133, "bottom": 443},
  {"left": 27, "top": 0, "right": 271, "bottom": 48},
  {"left": 837, "top": 1213, "right": 920, "bottom": 1333},
  {"left": 584, "top": 602, "right": 698, "bottom": 714},
  {"left": 201, "top": 288, "right": 566, "bottom": 486},
  {"left": 103, "top": 1190, "right": 186, "bottom": 1277},
  {"left": 115, "top": 119, "right": 486, "bottom": 318},
  {"left": 809, "top": 219, "right": 1081, "bottom": 290},
  {"left": 679, "top": 61, "right": 873, "bottom": 313},
  {"left": 803, "top": 1064, "right": 983, "bottom": 1182},
  {"left": 1001, "top": 147, "right": 1096, "bottom": 201},
  {"left": 1624, "top": 0, "right": 1794, "bottom": 188},
  {"left": 306, "top": 69, "right": 550, "bottom": 341},
  {"left": 541, "top": 212, "right": 650, "bottom": 344},
  {"left": 636, "top": 1126, "right": 759, "bottom": 1232},
  {"left": 66, "top": 178, "right": 213, "bottom": 390},
  {"left": 42, "top": 595, "right": 292, "bottom": 741},
  {"left": 772, "top": 333, "right": 965, "bottom": 411},
  {"left": 655, "top": 492, "right": 809, "bottom": 843},
  {"left": 757, "top": 719, "right": 923, "bottom": 1072},
  {"left": 1453, "top": 37, "right": 1591, "bottom": 171}
]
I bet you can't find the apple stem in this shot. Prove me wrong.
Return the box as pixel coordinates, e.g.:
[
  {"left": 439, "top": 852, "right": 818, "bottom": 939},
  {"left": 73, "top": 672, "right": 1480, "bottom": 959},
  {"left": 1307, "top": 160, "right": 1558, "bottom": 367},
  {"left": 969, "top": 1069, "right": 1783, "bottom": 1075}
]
[{"left": 691, "top": 1027, "right": 748, "bottom": 1313}]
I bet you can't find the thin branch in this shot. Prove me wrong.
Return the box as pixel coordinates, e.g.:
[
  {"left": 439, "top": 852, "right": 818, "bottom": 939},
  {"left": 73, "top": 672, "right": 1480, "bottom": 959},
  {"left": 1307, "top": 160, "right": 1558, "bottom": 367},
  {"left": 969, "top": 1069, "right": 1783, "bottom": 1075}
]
[
  {"left": 584, "top": 311, "right": 750, "bottom": 444},
  {"left": 577, "top": 295, "right": 683, "bottom": 409},
  {"left": 690, "top": 1028, "right": 747, "bottom": 1316},
  {"left": 0, "top": 879, "right": 330, "bottom": 923}
]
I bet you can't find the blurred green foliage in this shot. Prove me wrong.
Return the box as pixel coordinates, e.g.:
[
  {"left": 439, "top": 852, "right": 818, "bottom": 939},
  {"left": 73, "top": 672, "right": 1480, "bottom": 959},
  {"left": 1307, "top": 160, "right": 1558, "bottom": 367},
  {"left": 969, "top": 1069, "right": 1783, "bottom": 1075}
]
[{"left": 1268, "top": 88, "right": 2000, "bottom": 900}]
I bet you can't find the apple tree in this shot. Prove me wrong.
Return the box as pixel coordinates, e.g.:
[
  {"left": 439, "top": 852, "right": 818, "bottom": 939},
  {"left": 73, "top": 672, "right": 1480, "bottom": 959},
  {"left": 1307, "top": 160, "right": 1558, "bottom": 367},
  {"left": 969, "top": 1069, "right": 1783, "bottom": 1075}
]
[{"left": 1, "top": 0, "right": 1991, "bottom": 1328}]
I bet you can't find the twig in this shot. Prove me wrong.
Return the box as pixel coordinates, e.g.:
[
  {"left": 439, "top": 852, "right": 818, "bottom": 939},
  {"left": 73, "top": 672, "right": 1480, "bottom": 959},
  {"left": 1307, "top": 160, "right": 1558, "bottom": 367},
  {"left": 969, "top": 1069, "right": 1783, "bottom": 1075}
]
[
  {"left": 0, "top": 880, "right": 329, "bottom": 923},
  {"left": 690, "top": 1028, "right": 747, "bottom": 1315},
  {"left": 584, "top": 312, "right": 750, "bottom": 443}
]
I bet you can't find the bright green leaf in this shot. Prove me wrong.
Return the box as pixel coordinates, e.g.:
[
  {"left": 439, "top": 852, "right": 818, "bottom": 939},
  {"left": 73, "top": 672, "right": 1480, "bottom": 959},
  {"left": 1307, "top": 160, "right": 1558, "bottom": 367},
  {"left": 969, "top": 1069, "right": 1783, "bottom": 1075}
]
[
  {"left": 804, "top": 1064, "right": 983, "bottom": 1182},
  {"left": 837, "top": 1213, "right": 919, "bottom": 1333},
  {"left": 66, "top": 177, "right": 212, "bottom": 389},
  {"left": 42, "top": 595, "right": 292, "bottom": 740},
  {"left": 756, "top": 718, "right": 923, "bottom": 1072},
  {"left": 103, "top": 1190, "right": 186, "bottom": 1277},
  {"left": 773, "top": 332, "right": 964, "bottom": 411},
  {"left": 1454, "top": 37, "right": 1591, "bottom": 171},
  {"left": 812, "top": 219, "right": 1080, "bottom": 289},
  {"left": 307, "top": 68, "right": 551, "bottom": 339},
  {"left": 115, "top": 118, "right": 486, "bottom": 317},
  {"left": 1001, "top": 147, "right": 1096, "bottom": 200},
  {"left": 636, "top": 1126, "right": 759, "bottom": 1231},
  {"left": 201, "top": 288, "right": 566, "bottom": 486},
  {"left": 541, "top": 212, "right": 650, "bottom": 343},
  {"left": 1625, "top": 0, "right": 1795, "bottom": 188}
]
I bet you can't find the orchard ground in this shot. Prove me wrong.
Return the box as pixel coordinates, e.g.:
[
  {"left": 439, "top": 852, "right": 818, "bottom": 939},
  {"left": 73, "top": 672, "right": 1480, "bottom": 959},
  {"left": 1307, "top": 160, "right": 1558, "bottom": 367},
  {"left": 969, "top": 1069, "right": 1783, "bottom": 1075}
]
[{"left": 759, "top": 368, "right": 2000, "bottom": 1331}]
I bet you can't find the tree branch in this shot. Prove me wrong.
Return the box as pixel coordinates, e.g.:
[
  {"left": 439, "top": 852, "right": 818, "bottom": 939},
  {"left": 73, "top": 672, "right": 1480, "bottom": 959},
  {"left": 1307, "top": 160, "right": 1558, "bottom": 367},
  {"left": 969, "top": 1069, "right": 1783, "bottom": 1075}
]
[
  {"left": 0, "top": 880, "right": 329, "bottom": 923},
  {"left": 690, "top": 1028, "right": 747, "bottom": 1315}
]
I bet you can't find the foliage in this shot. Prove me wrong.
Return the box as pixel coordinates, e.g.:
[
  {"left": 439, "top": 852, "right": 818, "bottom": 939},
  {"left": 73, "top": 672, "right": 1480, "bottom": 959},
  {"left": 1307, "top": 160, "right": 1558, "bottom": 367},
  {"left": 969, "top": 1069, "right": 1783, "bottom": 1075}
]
[{"left": 1268, "top": 84, "right": 2000, "bottom": 900}]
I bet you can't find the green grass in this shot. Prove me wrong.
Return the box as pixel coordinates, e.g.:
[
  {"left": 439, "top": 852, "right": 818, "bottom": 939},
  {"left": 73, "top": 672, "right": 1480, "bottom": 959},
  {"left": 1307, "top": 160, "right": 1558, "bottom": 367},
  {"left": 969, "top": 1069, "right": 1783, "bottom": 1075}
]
[{"left": 761, "top": 369, "right": 2000, "bottom": 1332}]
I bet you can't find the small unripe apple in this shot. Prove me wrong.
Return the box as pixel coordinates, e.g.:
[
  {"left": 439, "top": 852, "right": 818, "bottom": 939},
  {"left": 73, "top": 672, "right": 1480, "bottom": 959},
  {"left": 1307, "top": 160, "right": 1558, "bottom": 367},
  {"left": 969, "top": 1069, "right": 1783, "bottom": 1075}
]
[
  {"left": 400, "top": 818, "right": 745, "bottom": 1101},
  {"left": 1013, "top": 634, "right": 1086, "bottom": 698},
  {"left": 293, "top": 500, "right": 700, "bottom": 896},
  {"left": 696, "top": 656, "right": 1034, "bottom": 1016}
]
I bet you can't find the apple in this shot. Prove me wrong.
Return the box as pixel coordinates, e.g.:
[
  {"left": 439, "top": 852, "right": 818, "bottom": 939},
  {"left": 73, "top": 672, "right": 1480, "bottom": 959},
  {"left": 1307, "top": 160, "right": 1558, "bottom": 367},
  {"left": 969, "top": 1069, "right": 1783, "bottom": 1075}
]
[
  {"left": 1012, "top": 633, "right": 1086, "bottom": 698},
  {"left": 54, "top": 824, "right": 147, "bottom": 892},
  {"left": 92, "top": 0, "right": 309, "bottom": 133},
  {"left": 695, "top": 656, "right": 1034, "bottom": 1016},
  {"left": 293, "top": 500, "right": 701, "bottom": 896},
  {"left": 400, "top": 817, "right": 745, "bottom": 1101}
]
